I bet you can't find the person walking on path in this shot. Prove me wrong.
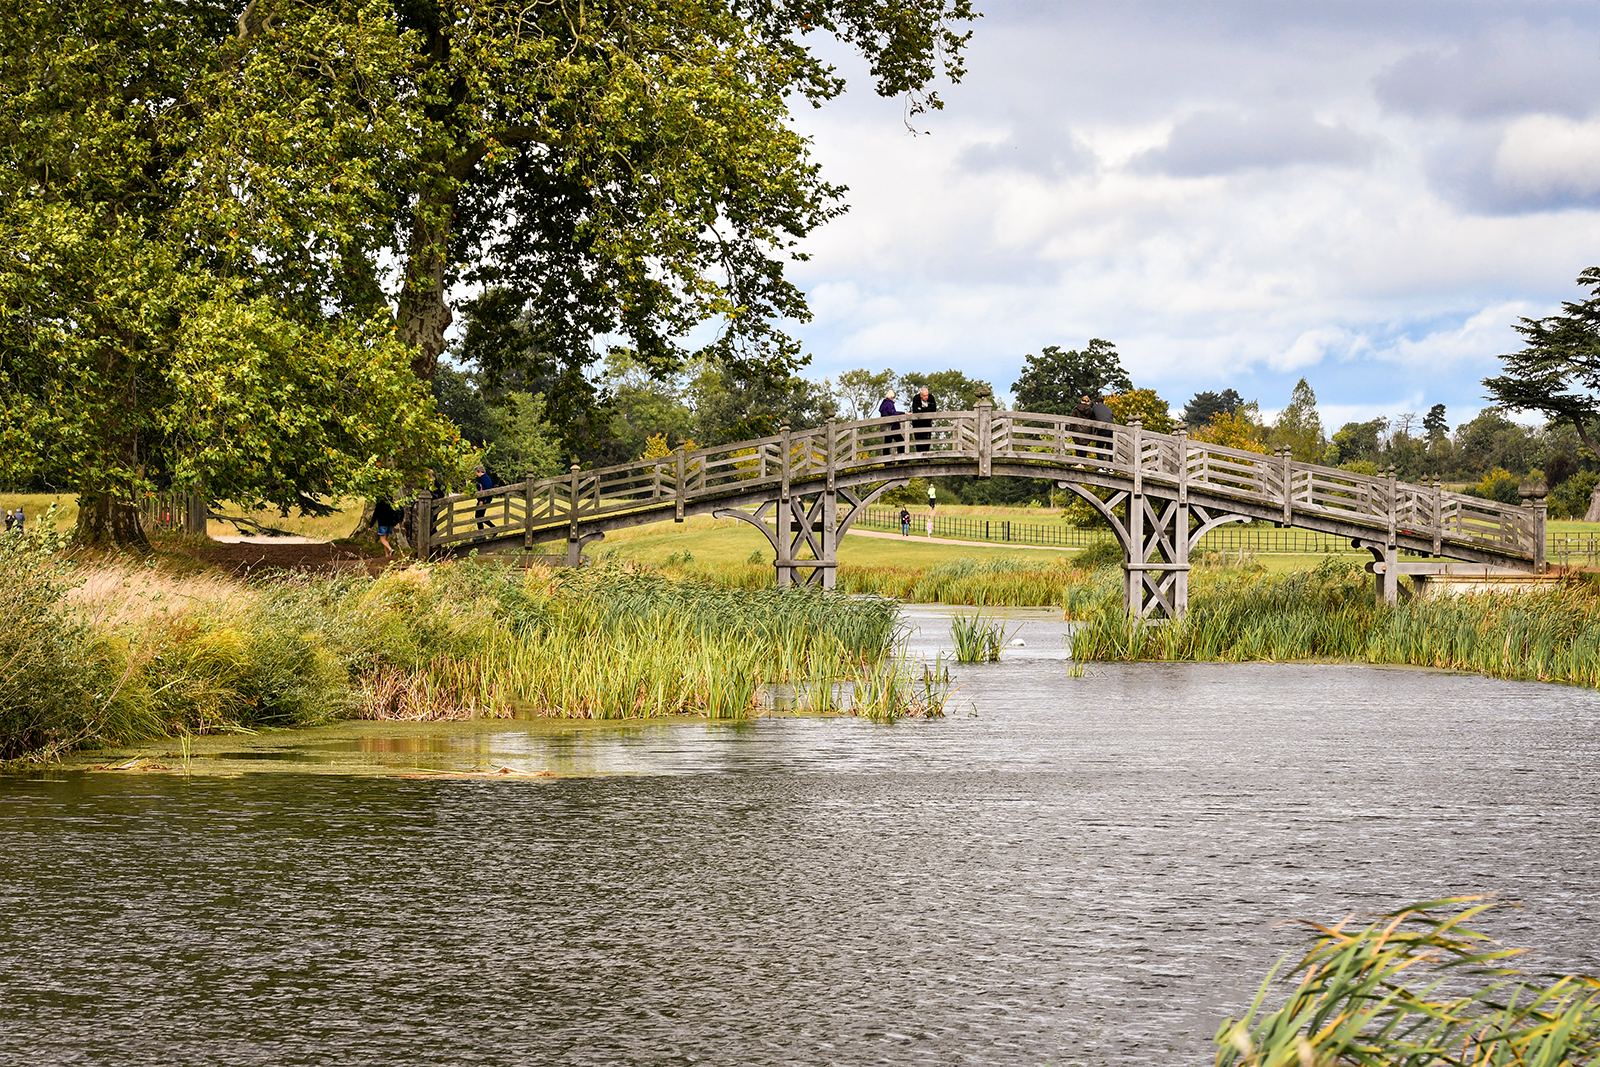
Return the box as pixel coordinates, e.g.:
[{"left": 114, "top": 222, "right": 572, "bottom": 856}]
[
  {"left": 473, "top": 465, "right": 495, "bottom": 531},
  {"left": 910, "top": 385, "right": 938, "bottom": 452},
  {"left": 927, "top": 482, "right": 937, "bottom": 512},
  {"left": 11, "top": 507, "right": 23, "bottom": 536},
  {"left": 899, "top": 506, "right": 912, "bottom": 536},
  {"left": 877, "top": 390, "right": 904, "bottom": 455},
  {"left": 372, "top": 498, "right": 403, "bottom": 557},
  {"left": 925, "top": 512, "right": 934, "bottom": 537}
]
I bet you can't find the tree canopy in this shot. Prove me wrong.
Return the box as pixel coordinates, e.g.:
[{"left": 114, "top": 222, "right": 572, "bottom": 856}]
[
  {"left": 0, "top": 0, "right": 977, "bottom": 540},
  {"left": 1010, "top": 340, "right": 1132, "bottom": 414},
  {"left": 1484, "top": 267, "right": 1600, "bottom": 456},
  {"left": 0, "top": 0, "right": 463, "bottom": 541},
  {"left": 1182, "top": 389, "right": 1244, "bottom": 427}
]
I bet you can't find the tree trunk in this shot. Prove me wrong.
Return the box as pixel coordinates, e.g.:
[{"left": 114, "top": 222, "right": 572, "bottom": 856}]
[
  {"left": 397, "top": 182, "right": 459, "bottom": 383},
  {"left": 75, "top": 492, "right": 151, "bottom": 550},
  {"left": 1583, "top": 484, "right": 1600, "bottom": 524}
]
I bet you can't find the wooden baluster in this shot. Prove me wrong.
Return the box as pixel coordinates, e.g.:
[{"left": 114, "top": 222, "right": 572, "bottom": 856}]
[
  {"left": 1129, "top": 420, "right": 1142, "bottom": 497},
  {"left": 825, "top": 418, "right": 836, "bottom": 492},
  {"left": 976, "top": 393, "right": 993, "bottom": 477},
  {"left": 569, "top": 462, "right": 581, "bottom": 544},
  {"left": 675, "top": 446, "right": 686, "bottom": 522},
  {"left": 1175, "top": 429, "right": 1189, "bottom": 507},
  {"left": 1432, "top": 480, "right": 1443, "bottom": 555},
  {"left": 1280, "top": 449, "right": 1292, "bottom": 526},
  {"left": 1386, "top": 465, "right": 1397, "bottom": 546}
]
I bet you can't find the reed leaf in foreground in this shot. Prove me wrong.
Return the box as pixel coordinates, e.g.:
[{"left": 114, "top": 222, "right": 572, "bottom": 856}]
[{"left": 1216, "top": 898, "right": 1600, "bottom": 1066}]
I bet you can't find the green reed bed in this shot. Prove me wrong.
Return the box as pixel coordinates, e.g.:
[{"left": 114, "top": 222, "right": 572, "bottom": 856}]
[
  {"left": 0, "top": 538, "right": 923, "bottom": 763},
  {"left": 1071, "top": 556, "right": 1600, "bottom": 688}
]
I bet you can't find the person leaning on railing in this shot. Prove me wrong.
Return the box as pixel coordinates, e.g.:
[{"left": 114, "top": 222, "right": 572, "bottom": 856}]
[
  {"left": 910, "top": 386, "right": 938, "bottom": 453},
  {"left": 878, "top": 390, "right": 905, "bottom": 454}
]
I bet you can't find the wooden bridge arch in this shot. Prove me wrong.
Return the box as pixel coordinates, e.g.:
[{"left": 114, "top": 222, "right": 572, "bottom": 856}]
[{"left": 415, "top": 398, "right": 1546, "bottom": 619}]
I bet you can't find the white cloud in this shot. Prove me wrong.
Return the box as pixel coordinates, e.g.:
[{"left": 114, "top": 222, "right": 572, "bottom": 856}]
[
  {"left": 780, "top": 1, "right": 1600, "bottom": 425},
  {"left": 1493, "top": 115, "right": 1600, "bottom": 199}
]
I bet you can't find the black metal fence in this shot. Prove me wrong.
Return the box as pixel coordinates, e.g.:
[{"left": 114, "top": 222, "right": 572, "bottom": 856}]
[{"left": 858, "top": 508, "right": 1591, "bottom": 558}]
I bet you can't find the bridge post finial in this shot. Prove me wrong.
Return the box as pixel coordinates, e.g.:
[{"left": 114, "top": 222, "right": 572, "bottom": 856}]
[{"left": 1521, "top": 479, "right": 1549, "bottom": 573}]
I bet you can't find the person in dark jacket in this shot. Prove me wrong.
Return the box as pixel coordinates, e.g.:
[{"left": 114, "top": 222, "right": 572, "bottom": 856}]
[
  {"left": 877, "top": 391, "right": 904, "bottom": 455},
  {"left": 910, "top": 385, "right": 938, "bottom": 452},
  {"left": 372, "top": 497, "right": 404, "bottom": 557},
  {"left": 899, "top": 506, "right": 912, "bottom": 536}
]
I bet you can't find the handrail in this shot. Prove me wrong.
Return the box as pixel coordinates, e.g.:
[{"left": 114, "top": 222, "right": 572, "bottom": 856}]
[{"left": 424, "top": 410, "right": 1540, "bottom": 563}]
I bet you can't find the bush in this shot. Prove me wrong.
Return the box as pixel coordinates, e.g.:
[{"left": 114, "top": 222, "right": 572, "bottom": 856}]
[
  {"left": 1464, "top": 466, "right": 1521, "bottom": 505},
  {"left": 0, "top": 524, "right": 117, "bottom": 761},
  {"left": 1550, "top": 469, "right": 1599, "bottom": 520}
]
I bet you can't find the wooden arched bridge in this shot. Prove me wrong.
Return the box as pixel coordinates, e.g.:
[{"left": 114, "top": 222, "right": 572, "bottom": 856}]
[{"left": 415, "top": 397, "right": 1546, "bottom": 619}]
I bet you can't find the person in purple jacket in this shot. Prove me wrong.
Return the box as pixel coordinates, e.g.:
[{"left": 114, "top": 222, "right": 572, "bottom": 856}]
[{"left": 878, "top": 390, "right": 904, "bottom": 455}]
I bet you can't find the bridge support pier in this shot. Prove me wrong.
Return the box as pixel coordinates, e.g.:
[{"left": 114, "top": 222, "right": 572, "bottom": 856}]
[
  {"left": 1356, "top": 538, "right": 1402, "bottom": 604},
  {"left": 717, "top": 480, "right": 906, "bottom": 589}
]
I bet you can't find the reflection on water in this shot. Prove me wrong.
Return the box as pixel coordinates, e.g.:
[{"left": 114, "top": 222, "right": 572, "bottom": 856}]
[{"left": 5, "top": 652, "right": 1600, "bottom": 1065}]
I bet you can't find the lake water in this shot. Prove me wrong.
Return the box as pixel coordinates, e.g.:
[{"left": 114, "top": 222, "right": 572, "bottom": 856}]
[{"left": 4, "top": 606, "right": 1600, "bottom": 1065}]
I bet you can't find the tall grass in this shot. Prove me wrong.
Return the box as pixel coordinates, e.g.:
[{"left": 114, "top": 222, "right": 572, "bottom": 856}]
[
  {"left": 1072, "top": 556, "right": 1600, "bottom": 688},
  {"left": 1217, "top": 897, "right": 1600, "bottom": 1066},
  {"left": 950, "top": 612, "right": 1016, "bottom": 662},
  {"left": 1, "top": 553, "right": 929, "bottom": 763}
]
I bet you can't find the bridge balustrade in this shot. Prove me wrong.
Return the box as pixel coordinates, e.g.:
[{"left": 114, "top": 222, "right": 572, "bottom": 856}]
[{"left": 412, "top": 403, "right": 1544, "bottom": 612}]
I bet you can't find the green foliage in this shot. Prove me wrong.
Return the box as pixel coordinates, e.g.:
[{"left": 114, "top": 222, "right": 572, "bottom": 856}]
[
  {"left": 1423, "top": 402, "right": 1448, "bottom": 439},
  {"left": 0, "top": 0, "right": 463, "bottom": 532},
  {"left": 1217, "top": 898, "right": 1600, "bottom": 1067},
  {"left": 1551, "top": 470, "right": 1600, "bottom": 519},
  {"left": 1072, "top": 557, "right": 1600, "bottom": 690},
  {"left": 1464, "top": 467, "right": 1522, "bottom": 505},
  {"left": 898, "top": 369, "right": 994, "bottom": 412},
  {"left": 437, "top": 0, "right": 978, "bottom": 424},
  {"left": 1183, "top": 389, "right": 1244, "bottom": 427},
  {"left": 2, "top": 556, "right": 912, "bottom": 760},
  {"left": 835, "top": 368, "right": 898, "bottom": 420},
  {"left": 1327, "top": 418, "right": 1386, "bottom": 467},
  {"left": 1270, "top": 378, "right": 1324, "bottom": 461},
  {"left": 950, "top": 612, "right": 1015, "bottom": 662},
  {"left": 1485, "top": 265, "right": 1600, "bottom": 456},
  {"left": 1107, "top": 388, "right": 1175, "bottom": 433},
  {"left": 1010, "top": 339, "right": 1132, "bottom": 414}
]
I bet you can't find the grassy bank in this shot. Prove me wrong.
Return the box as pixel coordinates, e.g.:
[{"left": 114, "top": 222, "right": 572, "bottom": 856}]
[
  {"left": 0, "top": 531, "right": 931, "bottom": 765},
  {"left": 1072, "top": 556, "right": 1600, "bottom": 687}
]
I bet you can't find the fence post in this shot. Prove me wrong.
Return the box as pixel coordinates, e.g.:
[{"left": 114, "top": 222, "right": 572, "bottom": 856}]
[
  {"left": 1521, "top": 479, "right": 1548, "bottom": 573},
  {"left": 416, "top": 490, "right": 432, "bottom": 559}
]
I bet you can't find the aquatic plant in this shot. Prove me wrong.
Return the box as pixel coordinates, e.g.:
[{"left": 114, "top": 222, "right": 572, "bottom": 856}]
[
  {"left": 849, "top": 649, "right": 952, "bottom": 723},
  {"left": 950, "top": 612, "right": 1017, "bottom": 662},
  {"left": 1216, "top": 897, "right": 1600, "bottom": 1066},
  {"left": 1070, "top": 556, "right": 1600, "bottom": 690}
]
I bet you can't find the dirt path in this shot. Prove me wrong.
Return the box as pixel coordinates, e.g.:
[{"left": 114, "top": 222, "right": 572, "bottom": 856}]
[{"left": 844, "top": 527, "right": 1080, "bottom": 553}]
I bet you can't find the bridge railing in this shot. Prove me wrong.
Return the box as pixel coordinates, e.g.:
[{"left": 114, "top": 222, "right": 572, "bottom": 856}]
[{"left": 419, "top": 409, "right": 1539, "bottom": 563}]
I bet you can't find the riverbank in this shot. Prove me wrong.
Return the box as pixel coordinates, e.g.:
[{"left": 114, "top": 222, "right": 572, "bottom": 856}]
[{"left": 1, "top": 529, "right": 947, "bottom": 766}]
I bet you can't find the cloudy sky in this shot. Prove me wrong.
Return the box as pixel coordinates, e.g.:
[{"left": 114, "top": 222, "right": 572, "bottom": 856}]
[{"left": 782, "top": 0, "right": 1600, "bottom": 429}]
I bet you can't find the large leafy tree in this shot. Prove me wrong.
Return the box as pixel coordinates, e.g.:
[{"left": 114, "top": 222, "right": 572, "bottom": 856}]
[
  {"left": 1270, "top": 377, "right": 1324, "bottom": 461},
  {"left": 1010, "top": 340, "right": 1132, "bottom": 414},
  {"left": 1484, "top": 267, "right": 1600, "bottom": 516},
  {"left": 395, "top": 0, "right": 978, "bottom": 417},
  {"left": 1485, "top": 268, "right": 1600, "bottom": 453},
  {"left": 0, "top": 0, "right": 463, "bottom": 542}
]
